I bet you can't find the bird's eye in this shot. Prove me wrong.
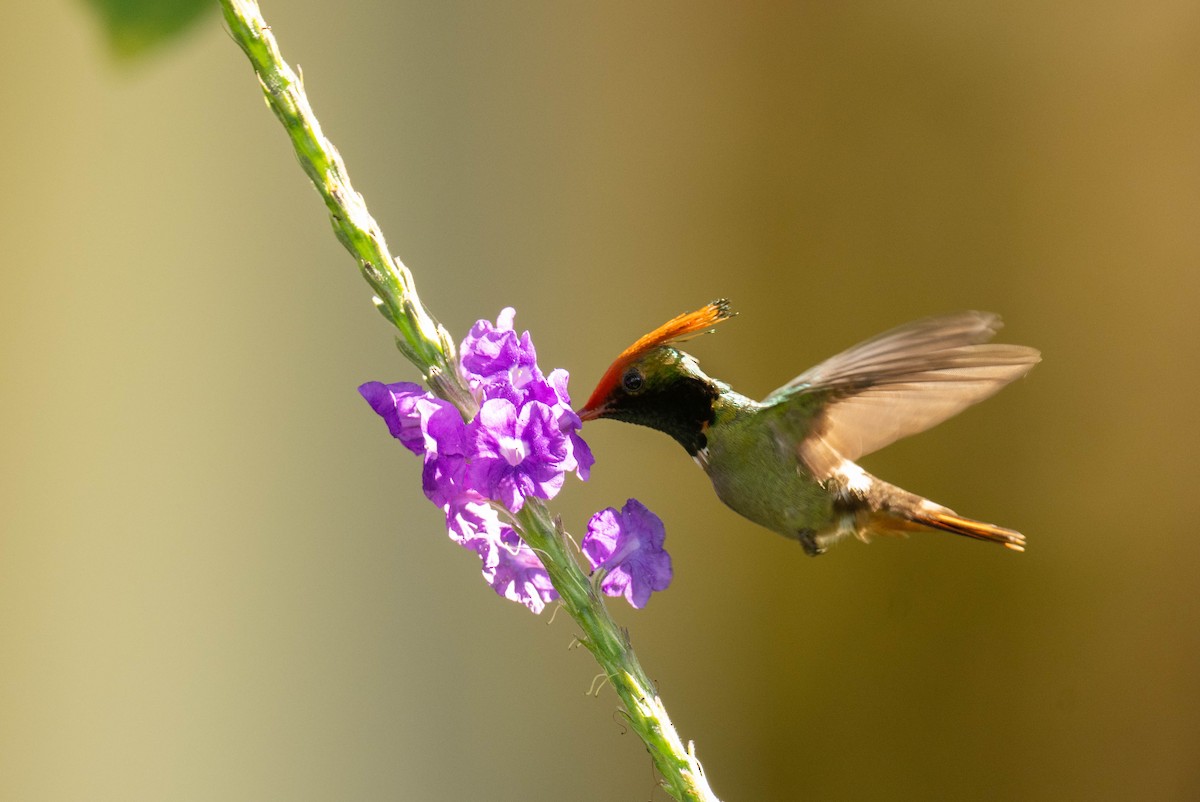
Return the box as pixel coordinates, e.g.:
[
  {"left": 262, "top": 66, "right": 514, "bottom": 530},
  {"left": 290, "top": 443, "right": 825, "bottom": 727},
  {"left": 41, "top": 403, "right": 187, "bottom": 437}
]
[{"left": 622, "top": 367, "right": 644, "bottom": 393}]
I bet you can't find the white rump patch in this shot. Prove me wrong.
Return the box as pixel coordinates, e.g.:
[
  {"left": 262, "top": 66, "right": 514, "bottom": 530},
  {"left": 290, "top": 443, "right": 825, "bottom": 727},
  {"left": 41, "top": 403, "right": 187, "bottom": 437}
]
[{"left": 835, "top": 460, "right": 873, "bottom": 495}]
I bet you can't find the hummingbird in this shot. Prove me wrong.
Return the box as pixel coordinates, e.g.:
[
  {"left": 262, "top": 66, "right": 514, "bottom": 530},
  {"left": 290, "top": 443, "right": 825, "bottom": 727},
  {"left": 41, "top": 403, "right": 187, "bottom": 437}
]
[{"left": 577, "top": 301, "right": 1040, "bottom": 555}]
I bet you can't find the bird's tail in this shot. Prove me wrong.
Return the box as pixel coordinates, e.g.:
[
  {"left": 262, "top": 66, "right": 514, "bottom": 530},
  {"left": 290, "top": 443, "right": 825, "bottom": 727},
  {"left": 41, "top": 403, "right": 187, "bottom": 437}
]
[
  {"left": 821, "top": 464, "right": 1027, "bottom": 554},
  {"left": 901, "top": 506, "right": 1026, "bottom": 552},
  {"left": 857, "top": 474, "right": 1027, "bottom": 552}
]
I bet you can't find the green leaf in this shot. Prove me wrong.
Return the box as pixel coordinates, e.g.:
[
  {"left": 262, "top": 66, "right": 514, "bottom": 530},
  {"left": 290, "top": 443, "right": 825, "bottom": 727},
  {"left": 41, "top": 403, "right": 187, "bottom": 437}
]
[{"left": 81, "top": 0, "right": 213, "bottom": 59}]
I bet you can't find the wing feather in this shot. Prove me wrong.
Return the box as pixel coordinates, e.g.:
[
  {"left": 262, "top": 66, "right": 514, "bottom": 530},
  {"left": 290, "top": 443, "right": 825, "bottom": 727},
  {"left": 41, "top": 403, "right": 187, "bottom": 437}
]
[{"left": 765, "top": 312, "right": 1040, "bottom": 479}]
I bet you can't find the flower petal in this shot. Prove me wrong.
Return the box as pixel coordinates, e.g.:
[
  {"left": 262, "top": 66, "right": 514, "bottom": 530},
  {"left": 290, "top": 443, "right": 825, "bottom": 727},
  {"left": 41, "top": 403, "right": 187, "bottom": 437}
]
[{"left": 358, "top": 381, "right": 430, "bottom": 454}]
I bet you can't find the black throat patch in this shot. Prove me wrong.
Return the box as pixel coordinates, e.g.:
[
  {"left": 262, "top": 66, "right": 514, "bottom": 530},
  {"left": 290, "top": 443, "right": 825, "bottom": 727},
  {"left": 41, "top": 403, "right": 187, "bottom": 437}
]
[{"left": 607, "top": 376, "right": 718, "bottom": 456}]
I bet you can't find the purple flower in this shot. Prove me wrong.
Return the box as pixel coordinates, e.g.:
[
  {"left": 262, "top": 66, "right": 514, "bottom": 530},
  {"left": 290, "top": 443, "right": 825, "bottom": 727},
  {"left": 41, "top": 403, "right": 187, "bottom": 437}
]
[
  {"left": 485, "top": 529, "right": 559, "bottom": 614},
  {"left": 358, "top": 381, "right": 430, "bottom": 454},
  {"left": 545, "top": 369, "right": 594, "bottom": 482},
  {"left": 358, "top": 381, "right": 476, "bottom": 506},
  {"left": 445, "top": 495, "right": 558, "bottom": 613},
  {"left": 457, "top": 309, "right": 593, "bottom": 481},
  {"left": 444, "top": 494, "right": 505, "bottom": 548},
  {"left": 469, "top": 398, "right": 571, "bottom": 511},
  {"left": 418, "top": 402, "right": 473, "bottom": 506},
  {"left": 460, "top": 308, "right": 543, "bottom": 401},
  {"left": 582, "top": 499, "right": 673, "bottom": 609}
]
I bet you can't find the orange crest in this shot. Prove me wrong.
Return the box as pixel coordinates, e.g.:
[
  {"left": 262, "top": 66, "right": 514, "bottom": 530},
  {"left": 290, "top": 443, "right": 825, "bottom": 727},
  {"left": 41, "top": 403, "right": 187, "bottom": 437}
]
[{"left": 580, "top": 299, "right": 735, "bottom": 415}]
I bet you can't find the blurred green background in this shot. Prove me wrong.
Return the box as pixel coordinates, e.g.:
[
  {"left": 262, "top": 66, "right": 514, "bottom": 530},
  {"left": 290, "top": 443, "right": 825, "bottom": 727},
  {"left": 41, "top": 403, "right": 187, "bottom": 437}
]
[{"left": 2, "top": 2, "right": 1198, "bottom": 800}]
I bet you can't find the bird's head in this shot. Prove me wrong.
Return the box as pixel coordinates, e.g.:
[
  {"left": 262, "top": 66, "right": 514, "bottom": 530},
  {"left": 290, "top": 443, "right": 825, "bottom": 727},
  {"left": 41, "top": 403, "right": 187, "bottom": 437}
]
[{"left": 577, "top": 300, "right": 734, "bottom": 456}]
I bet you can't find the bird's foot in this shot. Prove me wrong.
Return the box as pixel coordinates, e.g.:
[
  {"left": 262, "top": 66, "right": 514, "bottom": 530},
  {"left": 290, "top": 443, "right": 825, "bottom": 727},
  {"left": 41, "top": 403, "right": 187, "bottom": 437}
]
[{"left": 797, "top": 529, "right": 825, "bottom": 557}]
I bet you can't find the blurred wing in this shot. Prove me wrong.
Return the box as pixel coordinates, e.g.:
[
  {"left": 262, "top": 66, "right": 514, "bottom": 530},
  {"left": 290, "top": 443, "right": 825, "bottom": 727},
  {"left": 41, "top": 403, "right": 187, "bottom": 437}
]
[{"left": 765, "top": 311, "right": 1040, "bottom": 479}]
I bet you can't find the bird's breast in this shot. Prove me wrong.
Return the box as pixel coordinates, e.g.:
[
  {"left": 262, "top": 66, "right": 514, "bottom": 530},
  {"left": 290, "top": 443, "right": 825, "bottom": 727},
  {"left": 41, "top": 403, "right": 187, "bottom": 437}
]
[{"left": 703, "top": 416, "right": 834, "bottom": 538}]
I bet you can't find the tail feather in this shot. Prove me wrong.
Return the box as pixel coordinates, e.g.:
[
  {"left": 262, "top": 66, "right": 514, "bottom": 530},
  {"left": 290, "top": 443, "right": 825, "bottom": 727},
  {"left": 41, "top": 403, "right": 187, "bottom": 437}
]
[
  {"left": 905, "top": 507, "right": 1027, "bottom": 552},
  {"left": 824, "top": 462, "right": 1028, "bottom": 554}
]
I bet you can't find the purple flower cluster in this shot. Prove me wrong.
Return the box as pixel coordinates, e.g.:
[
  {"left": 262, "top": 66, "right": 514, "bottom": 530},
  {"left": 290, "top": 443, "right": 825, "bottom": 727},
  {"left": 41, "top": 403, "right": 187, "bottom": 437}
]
[
  {"left": 359, "top": 309, "right": 593, "bottom": 613},
  {"left": 362, "top": 308, "right": 674, "bottom": 612}
]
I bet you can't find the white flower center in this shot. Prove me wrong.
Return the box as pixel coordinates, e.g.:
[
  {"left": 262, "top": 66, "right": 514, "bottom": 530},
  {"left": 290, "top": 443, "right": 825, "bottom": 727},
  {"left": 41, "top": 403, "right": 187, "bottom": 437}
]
[
  {"left": 510, "top": 364, "right": 534, "bottom": 389},
  {"left": 498, "top": 436, "right": 527, "bottom": 466}
]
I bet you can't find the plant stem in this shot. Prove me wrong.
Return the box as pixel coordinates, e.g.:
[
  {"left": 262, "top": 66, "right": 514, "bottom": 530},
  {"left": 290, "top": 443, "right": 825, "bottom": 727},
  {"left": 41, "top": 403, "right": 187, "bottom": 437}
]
[
  {"left": 518, "top": 500, "right": 719, "bottom": 801},
  {"left": 220, "top": 1, "right": 720, "bottom": 799},
  {"left": 219, "top": 0, "right": 473, "bottom": 412}
]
